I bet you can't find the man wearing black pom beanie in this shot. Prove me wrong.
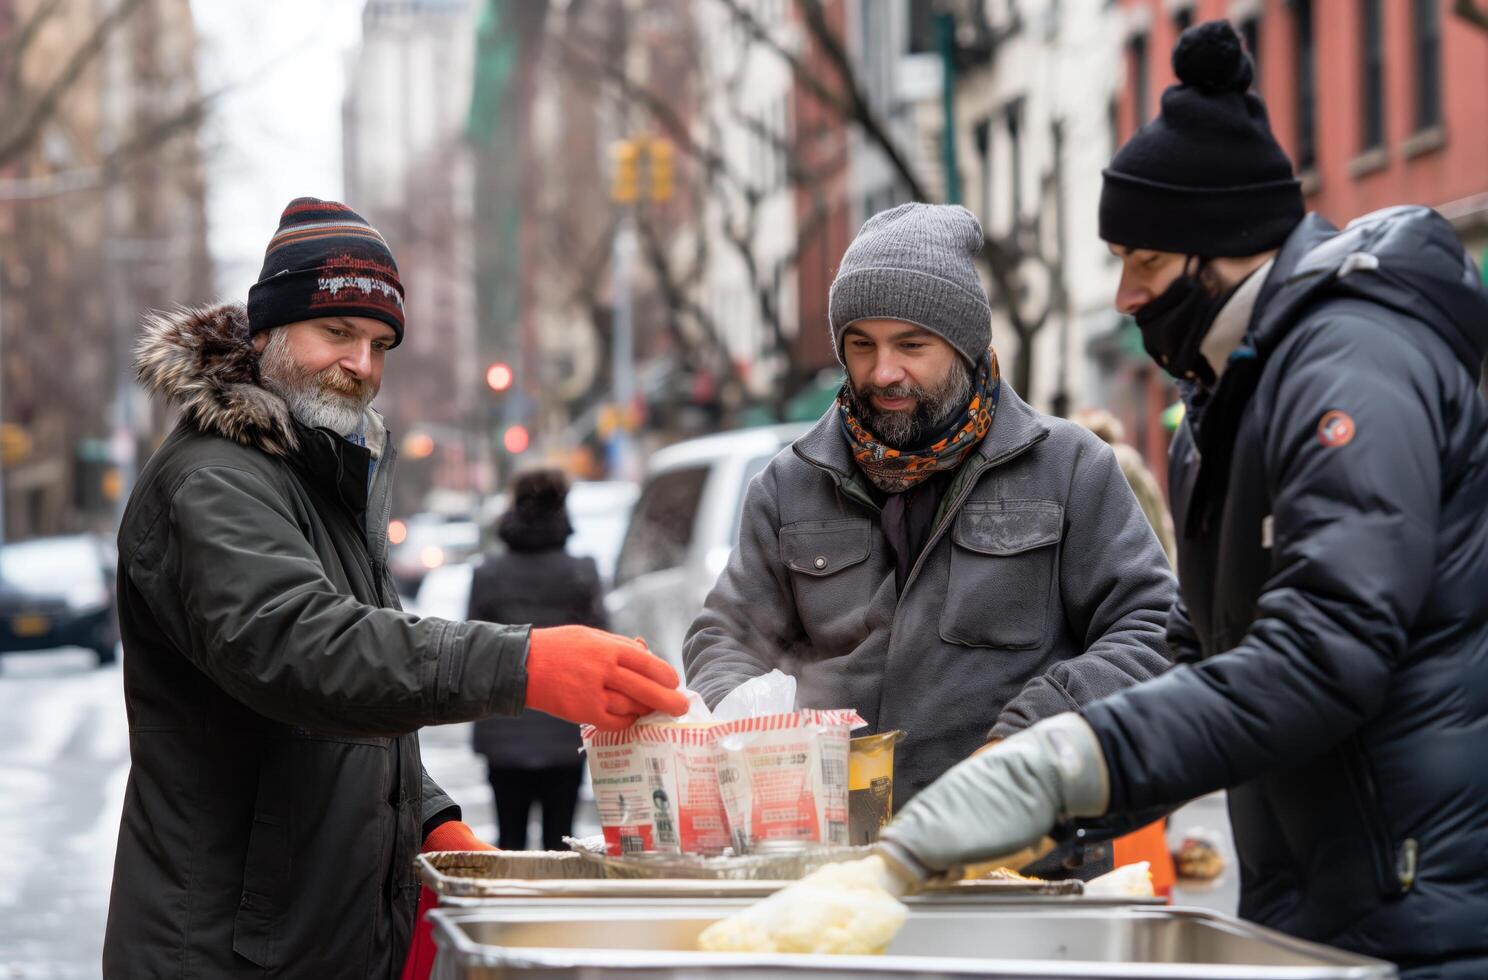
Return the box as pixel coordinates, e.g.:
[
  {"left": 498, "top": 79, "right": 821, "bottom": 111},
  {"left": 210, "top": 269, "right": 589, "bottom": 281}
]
[{"left": 874, "top": 21, "right": 1488, "bottom": 978}]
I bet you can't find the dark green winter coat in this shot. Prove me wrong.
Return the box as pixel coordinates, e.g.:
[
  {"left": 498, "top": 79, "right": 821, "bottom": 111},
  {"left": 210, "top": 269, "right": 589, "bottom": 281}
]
[{"left": 103, "top": 303, "right": 530, "bottom": 978}]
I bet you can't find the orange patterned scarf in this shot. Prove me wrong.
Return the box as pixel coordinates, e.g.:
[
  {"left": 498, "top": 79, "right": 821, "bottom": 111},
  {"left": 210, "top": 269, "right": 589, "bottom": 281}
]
[{"left": 838, "top": 352, "right": 999, "bottom": 494}]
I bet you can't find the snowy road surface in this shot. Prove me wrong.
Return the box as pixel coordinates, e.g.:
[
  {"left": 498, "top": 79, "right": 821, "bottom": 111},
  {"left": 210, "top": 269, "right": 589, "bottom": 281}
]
[{"left": 0, "top": 645, "right": 597, "bottom": 978}]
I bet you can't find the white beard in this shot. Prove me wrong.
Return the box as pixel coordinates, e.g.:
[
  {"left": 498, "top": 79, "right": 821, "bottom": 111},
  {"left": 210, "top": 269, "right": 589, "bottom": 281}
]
[
  {"left": 278, "top": 385, "right": 366, "bottom": 436},
  {"left": 259, "top": 329, "right": 374, "bottom": 437}
]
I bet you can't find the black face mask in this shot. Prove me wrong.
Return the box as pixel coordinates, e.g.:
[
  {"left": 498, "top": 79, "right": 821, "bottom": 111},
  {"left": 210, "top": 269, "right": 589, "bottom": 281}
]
[{"left": 1134, "top": 259, "right": 1239, "bottom": 385}]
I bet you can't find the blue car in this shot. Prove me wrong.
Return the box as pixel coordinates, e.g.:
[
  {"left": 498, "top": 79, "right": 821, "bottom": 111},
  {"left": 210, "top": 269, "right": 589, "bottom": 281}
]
[{"left": 0, "top": 534, "right": 118, "bottom": 666}]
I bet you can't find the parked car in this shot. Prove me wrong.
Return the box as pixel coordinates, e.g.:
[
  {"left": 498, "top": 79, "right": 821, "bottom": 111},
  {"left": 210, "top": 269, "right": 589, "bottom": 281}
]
[
  {"left": 411, "top": 481, "right": 640, "bottom": 622},
  {"left": 0, "top": 533, "right": 119, "bottom": 666},
  {"left": 406, "top": 561, "right": 474, "bottom": 622},
  {"left": 606, "top": 423, "right": 811, "bottom": 675},
  {"left": 387, "top": 512, "right": 481, "bottom": 598},
  {"left": 564, "top": 480, "right": 640, "bottom": 588}
]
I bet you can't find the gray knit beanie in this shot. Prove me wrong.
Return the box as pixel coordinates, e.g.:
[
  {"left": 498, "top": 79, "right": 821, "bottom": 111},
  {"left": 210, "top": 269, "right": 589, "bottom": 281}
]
[{"left": 828, "top": 203, "right": 992, "bottom": 365}]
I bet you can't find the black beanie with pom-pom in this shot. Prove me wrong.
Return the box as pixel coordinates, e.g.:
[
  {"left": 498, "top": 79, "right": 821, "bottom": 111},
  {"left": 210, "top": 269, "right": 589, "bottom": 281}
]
[
  {"left": 1100, "top": 20, "right": 1303, "bottom": 257},
  {"left": 497, "top": 469, "right": 573, "bottom": 552}
]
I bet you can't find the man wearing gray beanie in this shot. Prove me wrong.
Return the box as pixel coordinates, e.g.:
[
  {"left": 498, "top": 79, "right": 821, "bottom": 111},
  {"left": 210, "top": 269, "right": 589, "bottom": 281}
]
[{"left": 683, "top": 202, "right": 1176, "bottom": 879}]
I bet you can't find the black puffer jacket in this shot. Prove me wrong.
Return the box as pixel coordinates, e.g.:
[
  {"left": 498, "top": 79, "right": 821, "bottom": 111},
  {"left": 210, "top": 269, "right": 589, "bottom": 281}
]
[
  {"left": 105, "top": 304, "right": 530, "bottom": 978},
  {"left": 1084, "top": 207, "right": 1488, "bottom": 976}
]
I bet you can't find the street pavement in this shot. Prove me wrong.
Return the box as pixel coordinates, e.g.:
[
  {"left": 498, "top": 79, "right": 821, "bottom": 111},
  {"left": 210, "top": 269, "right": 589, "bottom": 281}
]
[
  {"left": 0, "top": 644, "right": 597, "bottom": 979},
  {"left": 0, "top": 648, "right": 126, "bottom": 980}
]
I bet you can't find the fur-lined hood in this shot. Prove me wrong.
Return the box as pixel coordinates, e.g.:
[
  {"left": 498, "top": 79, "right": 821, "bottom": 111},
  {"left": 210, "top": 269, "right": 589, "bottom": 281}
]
[
  {"left": 135, "top": 302, "right": 299, "bottom": 456},
  {"left": 135, "top": 302, "right": 387, "bottom": 459}
]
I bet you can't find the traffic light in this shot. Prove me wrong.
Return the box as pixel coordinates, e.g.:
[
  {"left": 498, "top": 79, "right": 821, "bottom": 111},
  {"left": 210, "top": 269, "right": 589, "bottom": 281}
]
[
  {"left": 0, "top": 423, "right": 30, "bottom": 465},
  {"left": 485, "top": 361, "right": 513, "bottom": 393},
  {"left": 610, "top": 139, "right": 640, "bottom": 204},
  {"left": 502, "top": 424, "right": 530, "bottom": 455},
  {"left": 648, "top": 137, "right": 673, "bottom": 202},
  {"left": 403, "top": 431, "right": 435, "bottom": 459}
]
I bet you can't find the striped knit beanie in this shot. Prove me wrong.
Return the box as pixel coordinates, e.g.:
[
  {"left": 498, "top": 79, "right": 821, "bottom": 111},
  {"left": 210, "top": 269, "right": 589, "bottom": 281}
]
[{"left": 246, "top": 197, "right": 405, "bottom": 345}]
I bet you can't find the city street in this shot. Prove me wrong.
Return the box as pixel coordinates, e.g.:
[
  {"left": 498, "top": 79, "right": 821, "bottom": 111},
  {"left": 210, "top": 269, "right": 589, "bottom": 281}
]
[
  {"left": 0, "top": 645, "right": 597, "bottom": 978},
  {"left": 0, "top": 649, "right": 126, "bottom": 979}
]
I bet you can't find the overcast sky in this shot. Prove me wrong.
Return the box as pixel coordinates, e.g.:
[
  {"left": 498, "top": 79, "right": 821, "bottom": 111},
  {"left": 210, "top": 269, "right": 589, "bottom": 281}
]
[{"left": 189, "top": 0, "right": 366, "bottom": 303}]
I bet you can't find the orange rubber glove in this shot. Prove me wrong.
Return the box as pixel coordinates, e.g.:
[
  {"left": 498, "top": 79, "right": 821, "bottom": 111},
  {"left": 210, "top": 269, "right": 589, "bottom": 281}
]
[
  {"left": 421, "top": 820, "right": 497, "bottom": 853},
  {"left": 526, "top": 626, "right": 689, "bottom": 730}
]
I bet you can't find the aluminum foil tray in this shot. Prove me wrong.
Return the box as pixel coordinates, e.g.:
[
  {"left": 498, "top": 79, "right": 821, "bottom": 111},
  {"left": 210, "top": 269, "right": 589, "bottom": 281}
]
[
  {"left": 428, "top": 904, "right": 1397, "bottom": 979},
  {"left": 418, "top": 850, "right": 1092, "bottom": 902}
]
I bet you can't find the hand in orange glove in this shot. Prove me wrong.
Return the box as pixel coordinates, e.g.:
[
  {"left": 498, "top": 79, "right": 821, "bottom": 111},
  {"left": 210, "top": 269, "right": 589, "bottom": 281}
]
[
  {"left": 421, "top": 819, "right": 497, "bottom": 853},
  {"left": 405, "top": 822, "right": 493, "bottom": 980},
  {"left": 527, "top": 626, "right": 689, "bottom": 730}
]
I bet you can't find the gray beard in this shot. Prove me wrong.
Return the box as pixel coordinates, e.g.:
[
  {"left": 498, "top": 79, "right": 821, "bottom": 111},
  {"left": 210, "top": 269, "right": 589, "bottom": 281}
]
[
  {"left": 258, "top": 329, "right": 373, "bottom": 437},
  {"left": 853, "top": 357, "right": 973, "bottom": 449}
]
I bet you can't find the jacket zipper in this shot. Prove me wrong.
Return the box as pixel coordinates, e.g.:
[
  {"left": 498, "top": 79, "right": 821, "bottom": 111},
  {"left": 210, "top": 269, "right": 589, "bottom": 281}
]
[
  {"left": 867, "top": 436, "right": 1047, "bottom": 731},
  {"left": 367, "top": 443, "right": 398, "bottom": 605},
  {"left": 1345, "top": 738, "right": 1412, "bottom": 895}
]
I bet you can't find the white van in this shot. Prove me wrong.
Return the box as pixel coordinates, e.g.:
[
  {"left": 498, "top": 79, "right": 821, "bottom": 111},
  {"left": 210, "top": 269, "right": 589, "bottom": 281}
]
[{"left": 606, "top": 423, "right": 811, "bottom": 675}]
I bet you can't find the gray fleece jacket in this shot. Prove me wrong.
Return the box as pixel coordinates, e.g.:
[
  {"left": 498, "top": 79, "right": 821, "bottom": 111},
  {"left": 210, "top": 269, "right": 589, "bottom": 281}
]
[{"left": 683, "top": 382, "right": 1177, "bottom": 805}]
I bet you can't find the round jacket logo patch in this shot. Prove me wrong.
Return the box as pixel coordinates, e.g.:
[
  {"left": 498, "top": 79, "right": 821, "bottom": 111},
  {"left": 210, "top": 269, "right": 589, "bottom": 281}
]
[{"left": 1317, "top": 410, "right": 1356, "bottom": 447}]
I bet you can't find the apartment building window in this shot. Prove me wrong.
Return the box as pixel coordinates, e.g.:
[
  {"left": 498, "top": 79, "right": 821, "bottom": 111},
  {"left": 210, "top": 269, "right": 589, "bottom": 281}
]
[
  {"left": 777, "top": 97, "right": 790, "bottom": 191},
  {"left": 1292, "top": 0, "right": 1317, "bottom": 171},
  {"left": 974, "top": 118, "right": 993, "bottom": 225},
  {"left": 1359, "top": 0, "right": 1385, "bottom": 152},
  {"left": 1413, "top": 0, "right": 1442, "bottom": 131},
  {"left": 1006, "top": 100, "right": 1025, "bottom": 222},
  {"left": 1128, "top": 33, "right": 1150, "bottom": 128},
  {"left": 1173, "top": 5, "right": 1194, "bottom": 35},
  {"left": 1240, "top": 15, "right": 1261, "bottom": 88},
  {"left": 908, "top": 0, "right": 937, "bottom": 54}
]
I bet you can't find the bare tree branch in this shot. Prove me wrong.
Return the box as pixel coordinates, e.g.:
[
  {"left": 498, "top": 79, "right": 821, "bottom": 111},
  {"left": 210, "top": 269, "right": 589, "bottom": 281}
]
[
  {"left": 712, "top": 0, "right": 854, "bottom": 119},
  {"left": 553, "top": 32, "right": 742, "bottom": 196},
  {"left": 0, "top": 0, "right": 151, "bottom": 169},
  {"left": 0, "top": 0, "right": 68, "bottom": 90},
  {"left": 635, "top": 209, "right": 732, "bottom": 376},
  {"left": 794, "top": 0, "right": 931, "bottom": 202},
  {"left": 1455, "top": 0, "right": 1488, "bottom": 30}
]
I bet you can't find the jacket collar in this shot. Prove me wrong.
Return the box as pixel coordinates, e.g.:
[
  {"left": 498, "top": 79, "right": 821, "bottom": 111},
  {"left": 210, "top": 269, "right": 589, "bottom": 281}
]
[
  {"left": 288, "top": 421, "right": 372, "bottom": 518},
  {"left": 1202, "top": 257, "right": 1274, "bottom": 381},
  {"left": 136, "top": 302, "right": 299, "bottom": 455},
  {"left": 793, "top": 375, "right": 1050, "bottom": 481}
]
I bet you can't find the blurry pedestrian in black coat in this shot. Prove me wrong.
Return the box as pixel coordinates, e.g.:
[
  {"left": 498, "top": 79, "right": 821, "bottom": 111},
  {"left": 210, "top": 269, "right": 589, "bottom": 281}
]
[{"left": 468, "top": 470, "right": 609, "bottom": 850}]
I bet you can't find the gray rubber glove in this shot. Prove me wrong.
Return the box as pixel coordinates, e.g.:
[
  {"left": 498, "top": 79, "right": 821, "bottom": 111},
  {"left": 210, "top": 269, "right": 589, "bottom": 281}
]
[{"left": 877, "top": 712, "right": 1110, "bottom": 882}]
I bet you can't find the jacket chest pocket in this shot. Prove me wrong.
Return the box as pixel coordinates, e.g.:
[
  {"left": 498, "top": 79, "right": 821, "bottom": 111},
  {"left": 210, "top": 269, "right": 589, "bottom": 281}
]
[
  {"left": 939, "top": 499, "right": 1063, "bottom": 650},
  {"left": 780, "top": 519, "right": 876, "bottom": 639}
]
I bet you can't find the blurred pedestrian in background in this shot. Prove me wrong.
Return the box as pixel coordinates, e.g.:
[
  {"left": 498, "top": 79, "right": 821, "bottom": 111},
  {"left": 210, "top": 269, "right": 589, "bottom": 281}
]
[{"left": 468, "top": 469, "right": 610, "bottom": 850}]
